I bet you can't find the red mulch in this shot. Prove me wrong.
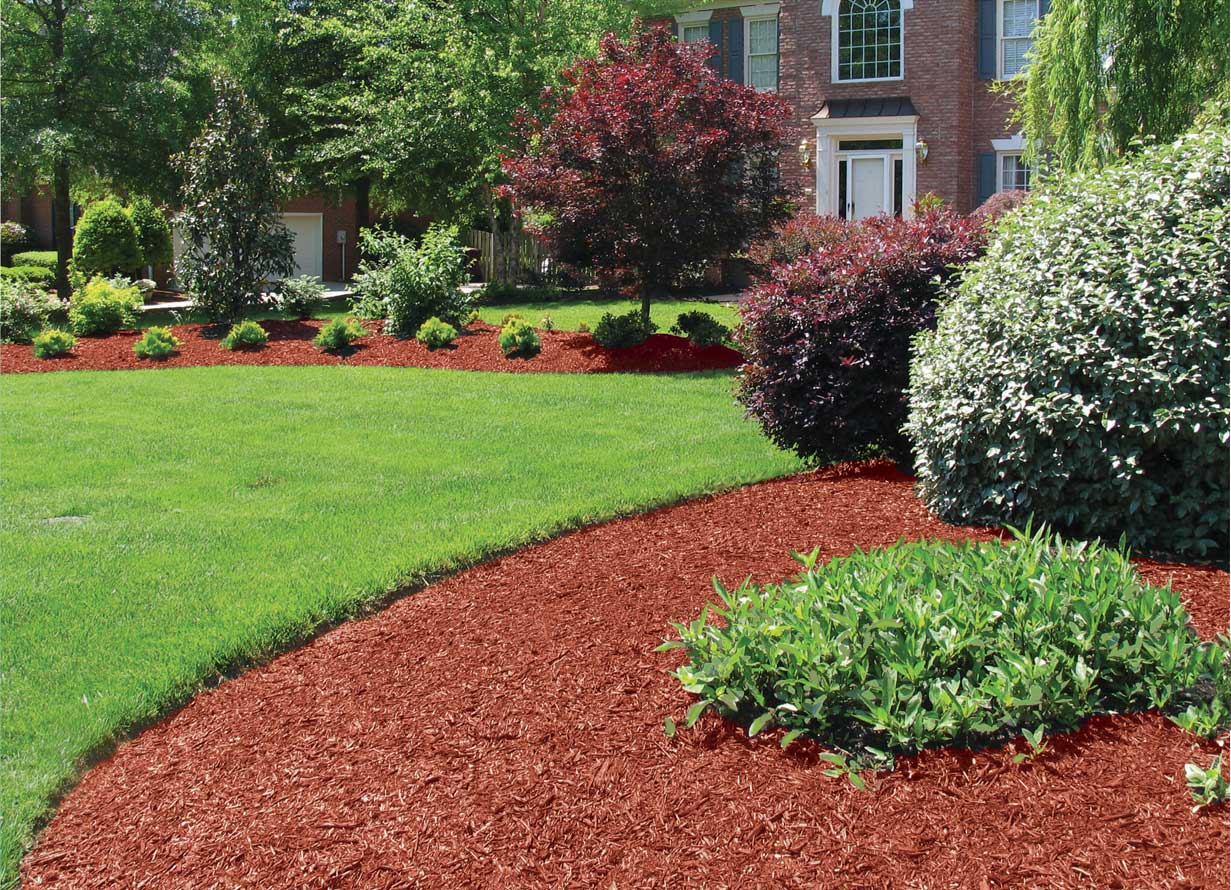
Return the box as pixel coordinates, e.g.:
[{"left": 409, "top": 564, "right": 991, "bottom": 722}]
[
  {"left": 22, "top": 464, "right": 1230, "bottom": 889},
  {"left": 0, "top": 320, "right": 742, "bottom": 375}
]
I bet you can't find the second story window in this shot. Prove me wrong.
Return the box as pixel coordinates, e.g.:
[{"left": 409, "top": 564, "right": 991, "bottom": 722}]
[
  {"left": 837, "top": 0, "right": 903, "bottom": 82},
  {"left": 999, "top": 0, "right": 1038, "bottom": 78},
  {"left": 746, "top": 17, "right": 779, "bottom": 91}
]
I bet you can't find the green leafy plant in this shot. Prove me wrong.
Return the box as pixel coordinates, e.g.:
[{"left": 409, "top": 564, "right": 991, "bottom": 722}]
[
  {"left": 350, "top": 224, "right": 469, "bottom": 337},
  {"left": 313, "top": 317, "right": 367, "bottom": 353},
  {"left": 659, "top": 528, "right": 1230, "bottom": 767},
  {"left": 415, "top": 316, "right": 457, "bottom": 350},
  {"left": 133, "top": 325, "right": 180, "bottom": 359},
  {"left": 539, "top": 315, "right": 555, "bottom": 331},
  {"left": 1, "top": 221, "right": 30, "bottom": 260},
  {"left": 670, "top": 310, "right": 730, "bottom": 348},
  {"left": 32, "top": 328, "right": 76, "bottom": 358},
  {"left": 68, "top": 276, "right": 141, "bottom": 336},
  {"left": 220, "top": 320, "right": 269, "bottom": 351},
  {"left": 592, "top": 310, "right": 656, "bottom": 349},
  {"left": 1012, "top": 725, "right": 1050, "bottom": 763},
  {"left": 464, "top": 309, "right": 481, "bottom": 326},
  {"left": 2, "top": 279, "right": 61, "bottom": 343},
  {"left": 11, "top": 251, "right": 57, "bottom": 270},
  {"left": 275, "top": 275, "right": 326, "bottom": 319},
  {"left": 126, "top": 197, "right": 173, "bottom": 269},
  {"left": 0, "top": 265, "right": 54, "bottom": 286},
  {"left": 499, "top": 319, "right": 541, "bottom": 358},
  {"left": 1185, "top": 755, "right": 1229, "bottom": 809},
  {"left": 907, "top": 119, "right": 1229, "bottom": 558},
  {"left": 71, "top": 198, "right": 142, "bottom": 281},
  {"left": 500, "top": 311, "right": 525, "bottom": 327},
  {"left": 577, "top": 321, "right": 590, "bottom": 333}
]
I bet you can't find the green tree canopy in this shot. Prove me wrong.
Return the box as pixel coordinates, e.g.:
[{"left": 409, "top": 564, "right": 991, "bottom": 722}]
[{"left": 1018, "top": 0, "right": 1230, "bottom": 171}]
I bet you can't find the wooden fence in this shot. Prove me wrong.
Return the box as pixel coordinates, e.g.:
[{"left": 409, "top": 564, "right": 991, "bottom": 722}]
[{"left": 465, "top": 229, "right": 587, "bottom": 284}]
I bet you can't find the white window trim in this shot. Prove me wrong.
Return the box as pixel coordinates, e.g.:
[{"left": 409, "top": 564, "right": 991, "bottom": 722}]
[
  {"left": 996, "top": 152, "right": 1031, "bottom": 193},
  {"left": 743, "top": 13, "right": 779, "bottom": 92},
  {"left": 996, "top": 0, "right": 1038, "bottom": 80},
  {"left": 809, "top": 112, "right": 919, "bottom": 219},
  {"left": 675, "top": 9, "right": 713, "bottom": 26},
  {"left": 821, "top": 0, "right": 914, "bottom": 84}
]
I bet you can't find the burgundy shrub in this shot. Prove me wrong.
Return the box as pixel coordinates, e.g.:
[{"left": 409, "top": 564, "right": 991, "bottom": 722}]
[
  {"left": 969, "top": 189, "right": 1031, "bottom": 230},
  {"left": 745, "top": 212, "right": 848, "bottom": 278},
  {"left": 736, "top": 208, "right": 985, "bottom": 467},
  {"left": 500, "top": 25, "right": 791, "bottom": 324}
]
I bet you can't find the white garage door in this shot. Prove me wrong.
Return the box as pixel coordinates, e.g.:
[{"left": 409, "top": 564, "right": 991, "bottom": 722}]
[{"left": 280, "top": 213, "right": 323, "bottom": 280}]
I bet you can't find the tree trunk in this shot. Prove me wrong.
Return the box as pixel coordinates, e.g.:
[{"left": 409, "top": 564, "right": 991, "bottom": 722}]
[
  {"left": 355, "top": 176, "right": 370, "bottom": 231},
  {"left": 52, "top": 159, "right": 72, "bottom": 301},
  {"left": 640, "top": 286, "right": 652, "bottom": 330}
]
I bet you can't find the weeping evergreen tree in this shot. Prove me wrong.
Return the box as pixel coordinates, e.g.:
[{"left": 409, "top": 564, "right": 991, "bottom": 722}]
[{"left": 1017, "top": 0, "right": 1230, "bottom": 171}]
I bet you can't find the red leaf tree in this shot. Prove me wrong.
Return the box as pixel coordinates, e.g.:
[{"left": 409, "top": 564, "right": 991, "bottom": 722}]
[{"left": 501, "top": 25, "right": 792, "bottom": 326}]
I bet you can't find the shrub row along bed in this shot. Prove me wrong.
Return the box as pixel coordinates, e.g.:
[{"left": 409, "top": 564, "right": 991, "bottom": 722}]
[{"left": 1, "top": 319, "right": 742, "bottom": 374}]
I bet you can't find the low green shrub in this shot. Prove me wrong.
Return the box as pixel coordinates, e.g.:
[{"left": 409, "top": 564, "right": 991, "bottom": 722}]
[
  {"left": 313, "top": 317, "right": 367, "bottom": 353},
  {"left": 72, "top": 198, "right": 142, "bottom": 281},
  {"left": 275, "top": 275, "right": 326, "bottom": 319},
  {"left": 464, "top": 309, "right": 482, "bottom": 326},
  {"left": 133, "top": 326, "right": 180, "bottom": 359},
  {"left": 501, "top": 312, "right": 525, "bottom": 327},
  {"left": 906, "top": 120, "right": 1229, "bottom": 558},
  {"left": 473, "top": 281, "right": 563, "bottom": 305},
  {"left": 68, "top": 276, "right": 141, "bottom": 336},
  {"left": 593, "top": 310, "right": 656, "bottom": 348},
  {"left": 350, "top": 225, "right": 469, "bottom": 336},
  {"left": 415, "top": 316, "right": 457, "bottom": 350},
  {"left": 0, "top": 265, "right": 54, "bottom": 285},
  {"left": 499, "top": 319, "right": 541, "bottom": 358},
  {"left": 32, "top": 328, "right": 76, "bottom": 358},
  {"left": 670, "top": 310, "right": 731, "bottom": 348},
  {"left": 220, "top": 320, "right": 269, "bottom": 350},
  {"left": 1, "top": 279, "right": 60, "bottom": 343},
  {"left": 660, "top": 528, "right": 1229, "bottom": 768},
  {"left": 11, "top": 250, "right": 56, "bottom": 270}
]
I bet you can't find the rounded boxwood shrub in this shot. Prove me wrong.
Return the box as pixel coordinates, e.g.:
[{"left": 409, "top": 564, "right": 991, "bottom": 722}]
[
  {"left": 133, "top": 325, "right": 180, "bottom": 359},
  {"left": 71, "top": 198, "right": 142, "bottom": 280},
  {"left": 737, "top": 209, "right": 984, "bottom": 467},
  {"left": 662, "top": 529, "right": 1229, "bottom": 766},
  {"left": 670, "top": 310, "right": 731, "bottom": 348},
  {"left": 313, "top": 317, "right": 367, "bottom": 353},
  {"left": 906, "top": 122, "right": 1229, "bottom": 558},
  {"left": 415, "top": 316, "right": 457, "bottom": 350},
  {"left": 11, "top": 251, "right": 57, "bottom": 270},
  {"left": 1, "top": 278, "right": 61, "bottom": 343},
  {"left": 220, "top": 320, "right": 269, "bottom": 351},
  {"left": 68, "top": 276, "right": 142, "bottom": 336},
  {"left": 0, "top": 265, "right": 54, "bottom": 286},
  {"left": 126, "top": 197, "right": 173, "bottom": 269},
  {"left": 498, "top": 319, "right": 541, "bottom": 358},
  {"left": 592, "top": 309, "right": 656, "bottom": 349},
  {"left": 32, "top": 328, "right": 76, "bottom": 358}
]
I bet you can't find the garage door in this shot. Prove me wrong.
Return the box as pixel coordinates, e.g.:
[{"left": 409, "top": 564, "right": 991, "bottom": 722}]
[{"left": 280, "top": 213, "right": 323, "bottom": 280}]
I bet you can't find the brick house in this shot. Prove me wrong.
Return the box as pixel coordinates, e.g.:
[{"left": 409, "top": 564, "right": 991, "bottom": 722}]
[{"left": 671, "top": 0, "right": 1044, "bottom": 218}]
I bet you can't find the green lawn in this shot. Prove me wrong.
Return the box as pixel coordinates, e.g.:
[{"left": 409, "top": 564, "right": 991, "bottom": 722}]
[
  {"left": 139, "top": 295, "right": 742, "bottom": 334},
  {"left": 0, "top": 365, "right": 799, "bottom": 882}
]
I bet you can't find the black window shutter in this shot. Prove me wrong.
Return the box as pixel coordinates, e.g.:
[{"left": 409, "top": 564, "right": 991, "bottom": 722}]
[
  {"left": 728, "top": 15, "right": 744, "bottom": 84},
  {"left": 977, "top": 152, "right": 997, "bottom": 205},
  {"left": 671, "top": 20, "right": 678, "bottom": 39},
  {"left": 708, "top": 19, "right": 723, "bottom": 72},
  {"left": 1038, "top": 0, "right": 1050, "bottom": 17},
  {"left": 977, "top": 0, "right": 997, "bottom": 79}
]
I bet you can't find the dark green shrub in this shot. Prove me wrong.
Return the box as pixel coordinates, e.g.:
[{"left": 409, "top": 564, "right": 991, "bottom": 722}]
[
  {"left": 126, "top": 197, "right": 173, "bottom": 268},
  {"left": 313, "top": 317, "right": 367, "bottom": 353},
  {"left": 275, "top": 275, "right": 326, "bottom": 318},
  {"left": 220, "top": 320, "right": 269, "bottom": 350},
  {"left": 498, "top": 319, "right": 541, "bottom": 358},
  {"left": 662, "top": 529, "right": 1230, "bottom": 767},
  {"left": 592, "top": 310, "right": 656, "bottom": 348},
  {"left": 12, "top": 251, "right": 58, "bottom": 269},
  {"left": 907, "top": 121, "right": 1229, "bottom": 559},
  {"left": 71, "top": 198, "right": 142, "bottom": 280},
  {"left": 32, "top": 328, "right": 76, "bottom": 358},
  {"left": 1, "top": 278, "right": 60, "bottom": 342},
  {"left": 415, "top": 316, "right": 457, "bottom": 350},
  {"left": 133, "top": 325, "right": 180, "bottom": 359},
  {"left": 350, "top": 225, "right": 469, "bottom": 336},
  {"left": 68, "top": 276, "right": 141, "bottom": 336},
  {"left": 670, "top": 310, "right": 731, "bottom": 348},
  {"left": 0, "top": 265, "right": 54, "bottom": 285},
  {"left": 473, "top": 281, "right": 564, "bottom": 305}
]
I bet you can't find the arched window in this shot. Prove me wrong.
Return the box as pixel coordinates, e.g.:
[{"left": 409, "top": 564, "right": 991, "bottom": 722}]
[{"left": 837, "top": 0, "right": 902, "bottom": 81}]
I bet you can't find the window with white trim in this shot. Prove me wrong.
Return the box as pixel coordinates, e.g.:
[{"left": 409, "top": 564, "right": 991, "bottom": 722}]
[
  {"left": 745, "top": 16, "right": 779, "bottom": 91},
  {"left": 999, "top": 0, "right": 1038, "bottom": 78},
  {"left": 998, "top": 152, "right": 1031, "bottom": 191},
  {"left": 837, "top": 0, "right": 902, "bottom": 81},
  {"left": 681, "top": 23, "right": 710, "bottom": 44}
]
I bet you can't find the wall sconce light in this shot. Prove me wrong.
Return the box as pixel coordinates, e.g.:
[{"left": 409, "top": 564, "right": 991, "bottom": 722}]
[
  {"left": 915, "top": 139, "right": 929, "bottom": 165},
  {"left": 799, "top": 137, "right": 814, "bottom": 169}
]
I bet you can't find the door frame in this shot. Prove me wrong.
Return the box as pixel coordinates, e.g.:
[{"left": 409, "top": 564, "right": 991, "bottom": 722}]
[
  {"left": 810, "top": 113, "right": 919, "bottom": 219},
  {"left": 279, "top": 212, "right": 324, "bottom": 280},
  {"left": 836, "top": 150, "right": 903, "bottom": 219}
]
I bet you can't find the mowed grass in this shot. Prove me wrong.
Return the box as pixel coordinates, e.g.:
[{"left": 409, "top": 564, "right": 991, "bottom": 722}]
[
  {"left": 474, "top": 297, "right": 741, "bottom": 332},
  {"left": 0, "top": 365, "right": 800, "bottom": 881}
]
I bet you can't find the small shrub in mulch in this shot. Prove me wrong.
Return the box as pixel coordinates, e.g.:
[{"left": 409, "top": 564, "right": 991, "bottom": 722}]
[
  {"left": 220, "top": 320, "right": 269, "bottom": 351},
  {"left": 592, "top": 310, "right": 656, "bottom": 349},
  {"left": 498, "top": 319, "right": 541, "bottom": 358},
  {"left": 32, "top": 328, "right": 76, "bottom": 359},
  {"left": 670, "top": 310, "right": 730, "bottom": 348},
  {"left": 662, "top": 527, "right": 1231, "bottom": 769},
  {"left": 133, "top": 326, "right": 180, "bottom": 360},
  {"left": 415, "top": 316, "right": 458, "bottom": 350},
  {"left": 313, "top": 318, "right": 368, "bottom": 354}
]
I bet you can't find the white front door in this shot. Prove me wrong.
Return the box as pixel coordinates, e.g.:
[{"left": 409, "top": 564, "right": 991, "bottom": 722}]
[
  {"left": 851, "top": 156, "right": 887, "bottom": 220},
  {"left": 279, "top": 213, "right": 323, "bottom": 280}
]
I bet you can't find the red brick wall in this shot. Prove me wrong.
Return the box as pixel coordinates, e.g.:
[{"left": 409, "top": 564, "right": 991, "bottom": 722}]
[{"left": 281, "top": 194, "right": 361, "bottom": 281}]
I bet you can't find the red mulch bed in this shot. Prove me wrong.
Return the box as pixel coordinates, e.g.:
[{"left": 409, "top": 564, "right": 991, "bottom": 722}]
[
  {"left": 23, "top": 464, "right": 1229, "bottom": 889},
  {"left": 0, "top": 320, "right": 742, "bottom": 375}
]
